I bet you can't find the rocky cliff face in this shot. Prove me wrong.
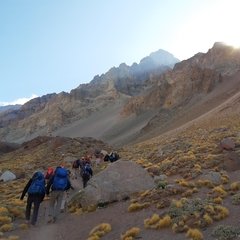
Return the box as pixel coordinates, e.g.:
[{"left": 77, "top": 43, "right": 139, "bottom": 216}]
[
  {"left": 0, "top": 49, "right": 178, "bottom": 143},
  {"left": 1, "top": 43, "right": 240, "bottom": 145},
  {"left": 122, "top": 43, "right": 240, "bottom": 116}
]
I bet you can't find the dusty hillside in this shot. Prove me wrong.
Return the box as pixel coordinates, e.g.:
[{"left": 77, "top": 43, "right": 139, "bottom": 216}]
[{"left": 1, "top": 87, "right": 240, "bottom": 239}]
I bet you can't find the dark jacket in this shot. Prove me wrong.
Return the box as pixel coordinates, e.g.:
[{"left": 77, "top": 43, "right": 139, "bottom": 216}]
[{"left": 20, "top": 172, "right": 45, "bottom": 202}]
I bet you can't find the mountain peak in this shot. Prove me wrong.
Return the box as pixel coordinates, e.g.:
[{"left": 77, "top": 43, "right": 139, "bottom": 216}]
[{"left": 140, "top": 49, "right": 179, "bottom": 68}]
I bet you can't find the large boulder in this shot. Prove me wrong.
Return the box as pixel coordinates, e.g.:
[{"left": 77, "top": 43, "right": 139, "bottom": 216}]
[
  {"left": 0, "top": 170, "right": 16, "bottom": 182},
  {"left": 76, "top": 160, "right": 155, "bottom": 208},
  {"left": 219, "top": 138, "right": 235, "bottom": 151}
]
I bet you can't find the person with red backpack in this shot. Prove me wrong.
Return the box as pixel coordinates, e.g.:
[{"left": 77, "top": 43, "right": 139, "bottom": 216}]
[
  {"left": 46, "top": 166, "right": 73, "bottom": 223},
  {"left": 20, "top": 171, "right": 46, "bottom": 226},
  {"left": 45, "top": 167, "right": 54, "bottom": 183}
]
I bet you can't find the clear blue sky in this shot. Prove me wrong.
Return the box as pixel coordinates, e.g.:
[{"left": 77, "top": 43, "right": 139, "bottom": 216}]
[{"left": 0, "top": 0, "right": 239, "bottom": 105}]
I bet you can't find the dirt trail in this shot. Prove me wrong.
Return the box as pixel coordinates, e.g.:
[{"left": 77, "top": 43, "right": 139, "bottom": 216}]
[{"left": 7, "top": 171, "right": 240, "bottom": 240}]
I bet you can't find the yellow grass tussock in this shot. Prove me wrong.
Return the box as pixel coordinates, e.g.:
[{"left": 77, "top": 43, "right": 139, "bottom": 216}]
[
  {"left": 213, "top": 206, "right": 229, "bottom": 220},
  {"left": 203, "top": 214, "right": 213, "bottom": 225},
  {"left": 121, "top": 227, "right": 140, "bottom": 240},
  {"left": 156, "top": 215, "right": 172, "bottom": 229},
  {"left": 88, "top": 223, "right": 111, "bottom": 239},
  {"left": 213, "top": 185, "right": 228, "bottom": 198},
  {"left": 230, "top": 181, "right": 240, "bottom": 191},
  {"left": 0, "top": 223, "right": 13, "bottom": 232},
  {"left": 128, "top": 202, "right": 150, "bottom": 212},
  {"left": 186, "top": 228, "right": 203, "bottom": 240},
  {"left": 144, "top": 213, "right": 160, "bottom": 228},
  {"left": 0, "top": 216, "right": 12, "bottom": 225},
  {"left": 0, "top": 207, "right": 9, "bottom": 216},
  {"left": 213, "top": 197, "right": 223, "bottom": 204}
]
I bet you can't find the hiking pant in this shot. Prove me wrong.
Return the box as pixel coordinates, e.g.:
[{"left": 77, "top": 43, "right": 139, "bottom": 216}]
[
  {"left": 48, "top": 190, "right": 64, "bottom": 219},
  {"left": 60, "top": 191, "right": 69, "bottom": 211},
  {"left": 73, "top": 168, "right": 79, "bottom": 179},
  {"left": 82, "top": 174, "right": 90, "bottom": 188},
  {"left": 26, "top": 194, "right": 42, "bottom": 225}
]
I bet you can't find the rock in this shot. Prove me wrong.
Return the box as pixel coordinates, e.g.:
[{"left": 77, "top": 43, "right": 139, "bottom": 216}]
[
  {"left": 154, "top": 174, "right": 167, "bottom": 182},
  {"left": 219, "top": 138, "right": 235, "bottom": 151},
  {"left": 76, "top": 160, "right": 155, "bottom": 208},
  {"left": 223, "top": 152, "right": 240, "bottom": 171},
  {"left": 200, "top": 171, "right": 222, "bottom": 185},
  {"left": 0, "top": 170, "right": 16, "bottom": 182}
]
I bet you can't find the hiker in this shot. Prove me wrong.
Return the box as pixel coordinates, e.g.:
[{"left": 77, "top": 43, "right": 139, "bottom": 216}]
[
  {"left": 81, "top": 162, "right": 93, "bottom": 188},
  {"left": 20, "top": 171, "right": 46, "bottom": 226},
  {"left": 46, "top": 166, "right": 73, "bottom": 223},
  {"left": 72, "top": 159, "right": 80, "bottom": 179},
  {"left": 44, "top": 167, "right": 54, "bottom": 184},
  {"left": 109, "top": 151, "right": 119, "bottom": 162},
  {"left": 104, "top": 154, "right": 110, "bottom": 162}
]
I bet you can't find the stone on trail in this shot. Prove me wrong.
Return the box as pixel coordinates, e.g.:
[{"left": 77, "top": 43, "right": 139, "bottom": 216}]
[{"left": 73, "top": 160, "right": 155, "bottom": 208}]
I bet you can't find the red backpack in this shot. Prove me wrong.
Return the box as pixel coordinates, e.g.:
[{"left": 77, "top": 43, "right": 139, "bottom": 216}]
[{"left": 45, "top": 167, "right": 54, "bottom": 180}]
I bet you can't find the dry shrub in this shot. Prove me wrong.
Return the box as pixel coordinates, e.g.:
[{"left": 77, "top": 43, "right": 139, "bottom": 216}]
[
  {"left": 88, "top": 223, "right": 111, "bottom": 239},
  {"left": 0, "top": 223, "right": 13, "bottom": 232},
  {"left": 144, "top": 214, "right": 171, "bottom": 229},
  {"left": 221, "top": 175, "right": 230, "bottom": 184},
  {"left": 186, "top": 228, "right": 203, "bottom": 240},
  {"left": 212, "top": 206, "right": 229, "bottom": 220},
  {"left": 128, "top": 202, "right": 150, "bottom": 212},
  {"left": 213, "top": 197, "right": 223, "bottom": 204},
  {"left": 18, "top": 223, "right": 29, "bottom": 230},
  {"left": 8, "top": 207, "right": 25, "bottom": 219},
  {"left": 230, "top": 181, "right": 240, "bottom": 191},
  {"left": 140, "top": 190, "right": 150, "bottom": 198},
  {"left": 182, "top": 189, "right": 194, "bottom": 197},
  {"left": 0, "top": 207, "right": 9, "bottom": 216},
  {"left": 156, "top": 215, "right": 172, "bottom": 228},
  {"left": 9, "top": 199, "right": 25, "bottom": 207},
  {"left": 144, "top": 213, "right": 160, "bottom": 228},
  {"left": 176, "top": 179, "right": 189, "bottom": 188},
  {"left": 203, "top": 214, "right": 213, "bottom": 226},
  {"left": 121, "top": 227, "right": 140, "bottom": 240},
  {"left": 0, "top": 216, "right": 12, "bottom": 225},
  {"left": 212, "top": 225, "right": 240, "bottom": 240},
  {"left": 231, "top": 193, "right": 240, "bottom": 205},
  {"left": 212, "top": 186, "right": 228, "bottom": 198},
  {"left": 172, "top": 199, "right": 183, "bottom": 208}
]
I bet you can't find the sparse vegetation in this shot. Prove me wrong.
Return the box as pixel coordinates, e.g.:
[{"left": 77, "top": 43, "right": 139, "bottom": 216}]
[
  {"left": 212, "top": 225, "right": 240, "bottom": 240},
  {"left": 231, "top": 193, "right": 240, "bottom": 205}
]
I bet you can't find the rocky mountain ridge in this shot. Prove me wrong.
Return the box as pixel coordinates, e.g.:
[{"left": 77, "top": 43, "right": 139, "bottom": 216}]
[
  {"left": 0, "top": 49, "right": 179, "bottom": 143},
  {"left": 1, "top": 43, "right": 240, "bottom": 146}
]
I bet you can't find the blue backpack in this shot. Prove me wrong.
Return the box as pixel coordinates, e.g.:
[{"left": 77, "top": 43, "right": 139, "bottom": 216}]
[
  {"left": 28, "top": 172, "right": 45, "bottom": 195},
  {"left": 52, "top": 167, "right": 68, "bottom": 191}
]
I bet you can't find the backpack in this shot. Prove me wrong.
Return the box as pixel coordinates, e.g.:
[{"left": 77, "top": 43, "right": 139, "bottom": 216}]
[
  {"left": 28, "top": 172, "right": 45, "bottom": 195},
  {"left": 45, "top": 167, "right": 54, "bottom": 180},
  {"left": 82, "top": 164, "right": 92, "bottom": 178},
  {"left": 72, "top": 159, "right": 80, "bottom": 169},
  {"left": 52, "top": 167, "right": 68, "bottom": 191}
]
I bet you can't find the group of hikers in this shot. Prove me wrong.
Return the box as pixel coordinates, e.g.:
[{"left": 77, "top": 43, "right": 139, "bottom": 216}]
[
  {"left": 20, "top": 155, "right": 93, "bottom": 226},
  {"left": 19, "top": 151, "right": 119, "bottom": 226}
]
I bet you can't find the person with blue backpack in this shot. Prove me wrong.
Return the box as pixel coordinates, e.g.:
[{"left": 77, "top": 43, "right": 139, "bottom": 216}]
[
  {"left": 20, "top": 171, "right": 46, "bottom": 226},
  {"left": 81, "top": 162, "right": 93, "bottom": 188},
  {"left": 46, "top": 166, "right": 73, "bottom": 223}
]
